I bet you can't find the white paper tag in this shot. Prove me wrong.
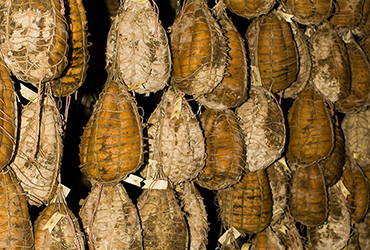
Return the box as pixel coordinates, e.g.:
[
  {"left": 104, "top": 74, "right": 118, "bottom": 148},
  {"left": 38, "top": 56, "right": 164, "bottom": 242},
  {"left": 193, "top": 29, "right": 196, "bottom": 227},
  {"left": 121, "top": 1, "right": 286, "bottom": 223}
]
[
  {"left": 43, "top": 212, "right": 65, "bottom": 233},
  {"left": 124, "top": 174, "right": 144, "bottom": 187},
  {"left": 353, "top": 153, "right": 363, "bottom": 161},
  {"left": 276, "top": 9, "right": 294, "bottom": 23},
  {"left": 342, "top": 31, "right": 352, "bottom": 43},
  {"left": 241, "top": 243, "right": 252, "bottom": 250},
  {"left": 218, "top": 227, "right": 241, "bottom": 245},
  {"left": 278, "top": 225, "right": 289, "bottom": 234},
  {"left": 49, "top": 184, "right": 71, "bottom": 203},
  {"left": 20, "top": 83, "right": 38, "bottom": 102},
  {"left": 142, "top": 179, "right": 168, "bottom": 189},
  {"left": 127, "top": 81, "right": 145, "bottom": 91},
  {"left": 336, "top": 179, "right": 351, "bottom": 199},
  {"left": 61, "top": 184, "right": 71, "bottom": 198},
  {"left": 171, "top": 95, "right": 183, "bottom": 120},
  {"left": 278, "top": 157, "right": 290, "bottom": 172}
]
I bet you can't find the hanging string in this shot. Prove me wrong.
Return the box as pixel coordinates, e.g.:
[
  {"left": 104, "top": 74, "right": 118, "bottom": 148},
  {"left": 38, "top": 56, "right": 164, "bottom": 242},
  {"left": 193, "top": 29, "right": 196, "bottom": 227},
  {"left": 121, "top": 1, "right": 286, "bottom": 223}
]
[
  {"left": 60, "top": 0, "right": 66, "bottom": 15},
  {"left": 177, "top": 0, "right": 190, "bottom": 24},
  {"left": 64, "top": 95, "right": 72, "bottom": 132},
  {"left": 169, "top": 91, "right": 185, "bottom": 127},
  {"left": 45, "top": 92, "right": 64, "bottom": 134},
  {"left": 64, "top": 214, "right": 82, "bottom": 250},
  {"left": 150, "top": 0, "right": 160, "bottom": 38},
  {"left": 31, "top": 74, "right": 44, "bottom": 159},
  {"left": 88, "top": 183, "right": 103, "bottom": 250},
  {"left": 138, "top": 177, "right": 168, "bottom": 210}
]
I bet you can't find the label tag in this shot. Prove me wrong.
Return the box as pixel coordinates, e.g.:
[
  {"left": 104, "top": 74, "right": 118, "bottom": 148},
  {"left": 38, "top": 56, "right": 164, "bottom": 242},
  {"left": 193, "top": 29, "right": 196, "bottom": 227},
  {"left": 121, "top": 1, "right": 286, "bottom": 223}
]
[
  {"left": 342, "top": 31, "right": 352, "bottom": 43},
  {"left": 61, "top": 184, "right": 71, "bottom": 198},
  {"left": 20, "top": 83, "right": 38, "bottom": 102},
  {"left": 337, "top": 179, "right": 351, "bottom": 199},
  {"left": 278, "top": 157, "right": 290, "bottom": 172},
  {"left": 278, "top": 225, "right": 289, "bottom": 234},
  {"left": 241, "top": 243, "right": 252, "bottom": 250},
  {"left": 276, "top": 9, "right": 294, "bottom": 23},
  {"left": 50, "top": 184, "right": 71, "bottom": 203},
  {"left": 124, "top": 174, "right": 144, "bottom": 187},
  {"left": 353, "top": 153, "right": 363, "bottom": 161},
  {"left": 218, "top": 227, "right": 241, "bottom": 245},
  {"left": 127, "top": 81, "right": 145, "bottom": 91},
  {"left": 142, "top": 179, "right": 168, "bottom": 190},
  {"left": 171, "top": 95, "right": 183, "bottom": 120},
  {"left": 250, "top": 66, "right": 263, "bottom": 86},
  {"left": 43, "top": 212, "right": 65, "bottom": 233}
]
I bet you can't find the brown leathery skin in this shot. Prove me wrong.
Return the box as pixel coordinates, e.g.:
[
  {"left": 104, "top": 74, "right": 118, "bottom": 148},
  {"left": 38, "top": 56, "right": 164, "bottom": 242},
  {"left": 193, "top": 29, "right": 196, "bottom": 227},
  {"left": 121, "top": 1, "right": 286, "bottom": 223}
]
[
  {"left": 289, "top": 162, "right": 328, "bottom": 227},
  {"left": 217, "top": 169, "right": 273, "bottom": 234},
  {"left": 286, "top": 84, "right": 334, "bottom": 165},
  {"left": 196, "top": 108, "right": 245, "bottom": 190},
  {"left": 224, "top": 0, "right": 275, "bottom": 19},
  {"left": 170, "top": 0, "right": 228, "bottom": 96},
  {"left": 283, "top": 0, "right": 334, "bottom": 26},
  {"left": 50, "top": 0, "right": 90, "bottom": 97},
  {"left": 79, "top": 81, "right": 144, "bottom": 185},
  {"left": 0, "top": 59, "right": 17, "bottom": 170},
  {"left": 246, "top": 10, "right": 299, "bottom": 94}
]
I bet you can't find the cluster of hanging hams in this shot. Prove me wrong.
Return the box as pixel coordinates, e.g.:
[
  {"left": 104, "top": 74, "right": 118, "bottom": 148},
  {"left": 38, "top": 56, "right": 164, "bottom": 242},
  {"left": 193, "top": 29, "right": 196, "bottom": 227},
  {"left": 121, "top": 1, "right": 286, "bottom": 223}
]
[
  {"left": 81, "top": 0, "right": 370, "bottom": 248},
  {"left": 0, "top": 0, "right": 89, "bottom": 248},
  {"left": 0, "top": 0, "right": 370, "bottom": 248}
]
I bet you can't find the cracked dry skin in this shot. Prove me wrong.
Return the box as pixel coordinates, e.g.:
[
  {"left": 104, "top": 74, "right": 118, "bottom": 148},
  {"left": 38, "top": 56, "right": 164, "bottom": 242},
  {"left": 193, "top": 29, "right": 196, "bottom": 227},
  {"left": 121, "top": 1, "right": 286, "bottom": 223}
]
[
  {"left": 0, "top": 0, "right": 68, "bottom": 85},
  {"left": 79, "top": 81, "right": 144, "bottom": 185},
  {"left": 10, "top": 94, "right": 62, "bottom": 207},
  {"left": 0, "top": 59, "right": 17, "bottom": 170},
  {"left": 309, "top": 21, "right": 351, "bottom": 103},
  {"left": 196, "top": 108, "right": 245, "bottom": 190},
  {"left": 196, "top": 10, "right": 248, "bottom": 110},
  {"left": 342, "top": 108, "right": 370, "bottom": 169},
  {"left": 34, "top": 201, "right": 85, "bottom": 249},
  {"left": 79, "top": 183, "right": 143, "bottom": 250},
  {"left": 176, "top": 181, "right": 209, "bottom": 250},
  {"left": 137, "top": 188, "right": 188, "bottom": 250},
  {"left": 283, "top": 22, "right": 311, "bottom": 99},
  {"left": 169, "top": 0, "right": 228, "bottom": 96},
  {"left": 329, "top": 0, "right": 363, "bottom": 30},
  {"left": 50, "top": 0, "right": 90, "bottom": 97},
  {"left": 236, "top": 86, "right": 285, "bottom": 172},
  {"left": 146, "top": 87, "right": 205, "bottom": 185},
  {"left": 250, "top": 227, "right": 285, "bottom": 250},
  {"left": 307, "top": 185, "right": 351, "bottom": 250},
  {"left": 105, "top": 0, "right": 171, "bottom": 96},
  {"left": 266, "top": 161, "right": 289, "bottom": 225}
]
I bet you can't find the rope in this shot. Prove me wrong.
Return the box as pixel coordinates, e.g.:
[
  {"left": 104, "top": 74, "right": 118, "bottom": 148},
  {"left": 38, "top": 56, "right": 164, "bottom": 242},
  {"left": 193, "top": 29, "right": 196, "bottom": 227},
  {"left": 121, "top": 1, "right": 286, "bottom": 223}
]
[
  {"left": 60, "top": 0, "right": 66, "bottom": 15},
  {"left": 31, "top": 74, "right": 44, "bottom": 159},
  {"left": 45, "top": 93, "right": 64, "bottom": 134},
  {"left": 64, "top": 214, "right": 82, "bottom": 250},
  {"left": 64, "top": 95, "right": 72, "bottom": 131},
  {"left": 88, "top": 183, "right": 103, "bottom": 250},
  {"left": 138, "top": 177, "right": 168, "bottom": 210},
  {"left": 149, "top": 0, "right": 159, "bottom": 37}
]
